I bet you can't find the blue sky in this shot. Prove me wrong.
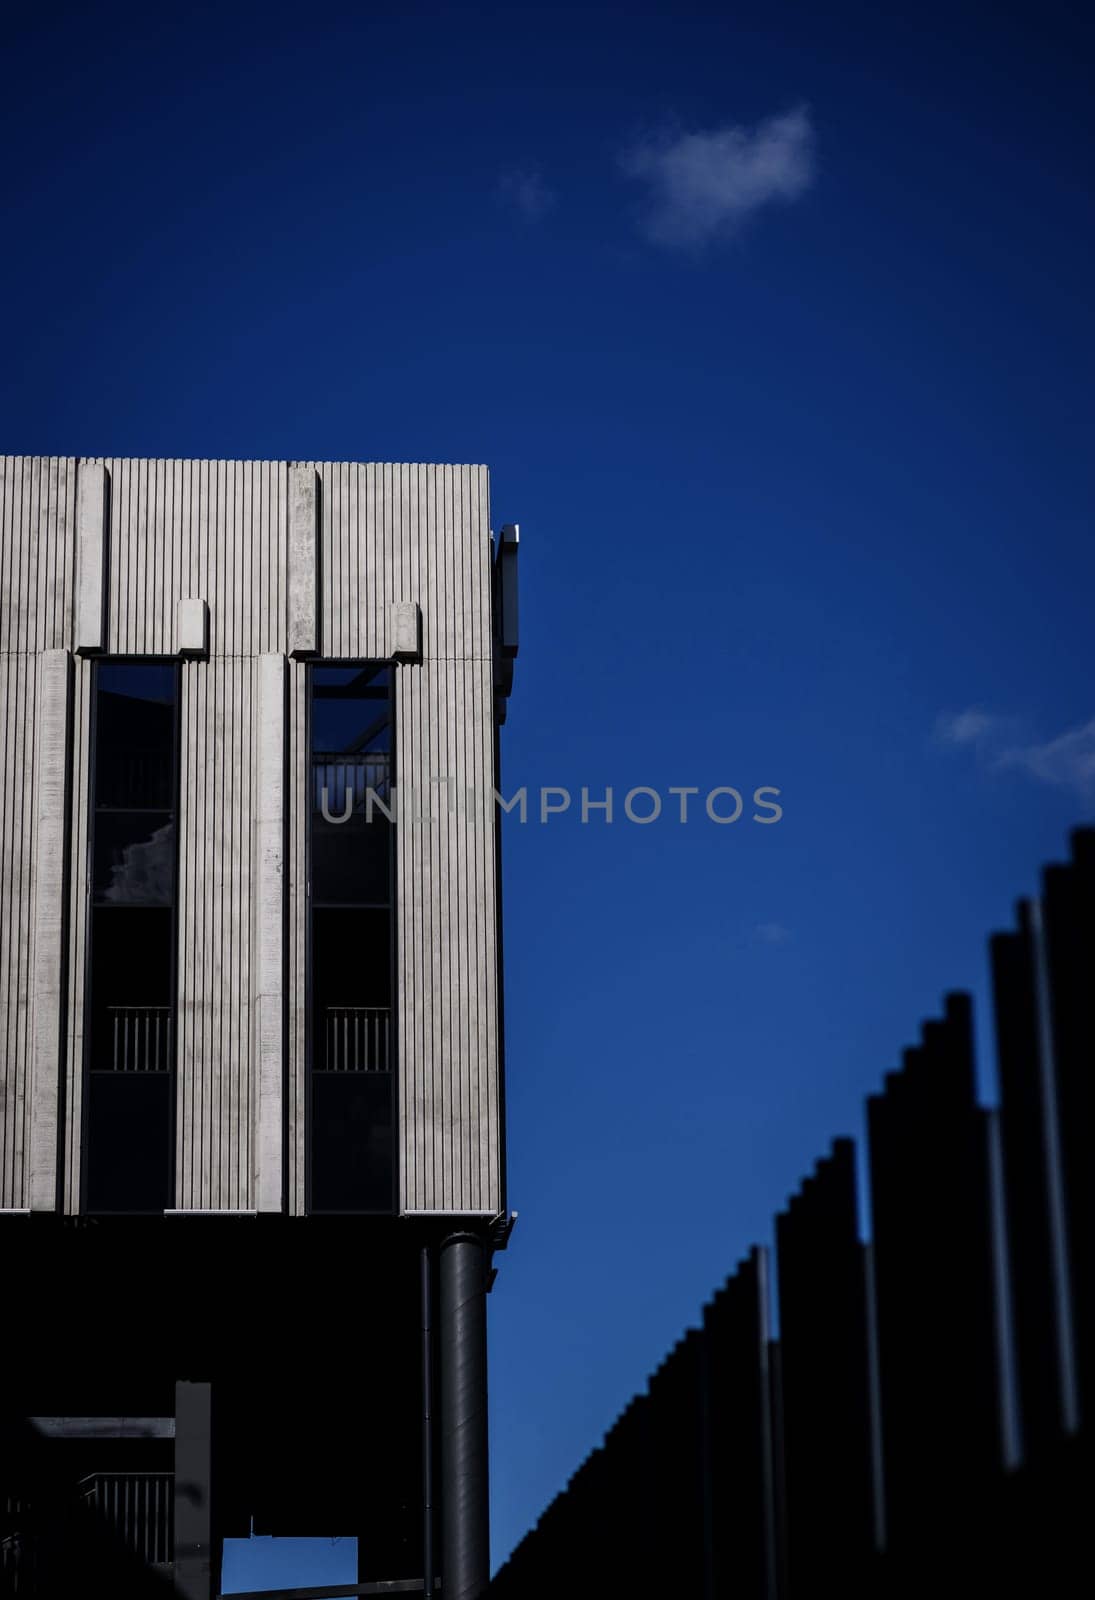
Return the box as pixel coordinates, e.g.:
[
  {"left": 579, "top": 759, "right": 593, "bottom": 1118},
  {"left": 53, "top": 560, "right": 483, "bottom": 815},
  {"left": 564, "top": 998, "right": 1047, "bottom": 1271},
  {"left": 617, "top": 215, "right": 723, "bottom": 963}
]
[{"left": 3, "top": 0, "right": 1093, "bottom": 1581}]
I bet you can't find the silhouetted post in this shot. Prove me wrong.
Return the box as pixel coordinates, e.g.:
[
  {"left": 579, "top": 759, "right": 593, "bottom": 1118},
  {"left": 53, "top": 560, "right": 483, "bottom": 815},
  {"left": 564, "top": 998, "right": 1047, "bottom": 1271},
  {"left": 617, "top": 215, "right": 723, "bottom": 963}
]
[
  {"left": 423, "top": 1243, "right": 436, "bottom": 1598},
  {"left": 175, "top": 1380, "right": 214, "bottom": 1600},
  {"left": 439, "top": 1232, "right": 489, "bottom": 1599}
]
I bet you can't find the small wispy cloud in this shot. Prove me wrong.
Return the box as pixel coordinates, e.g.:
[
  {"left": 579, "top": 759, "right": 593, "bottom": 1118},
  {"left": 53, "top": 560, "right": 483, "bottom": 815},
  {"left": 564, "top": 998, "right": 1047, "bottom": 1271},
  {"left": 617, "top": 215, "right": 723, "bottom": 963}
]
[
  {"left": 935, "top": 707, "right": 1095, "bottom": 801},
  {"left": 933, "top": 707, "right": 1001, "bottom": 748},
  {"left": 996, "top": 719, "right": 1095, "bottom": 798},
  {"left": 621, "top": 105, "right": 816, "bottom": 249},
  {"left": 752, "top": 921, "right": 791, "bottom": 947},
  {"left": 498, "top": 168, "right": 555, "bottom": 223}
]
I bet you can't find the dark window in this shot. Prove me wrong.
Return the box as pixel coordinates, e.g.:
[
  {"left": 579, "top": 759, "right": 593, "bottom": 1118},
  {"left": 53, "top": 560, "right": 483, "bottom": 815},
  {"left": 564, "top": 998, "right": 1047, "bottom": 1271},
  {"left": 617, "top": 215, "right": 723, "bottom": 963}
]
[
  {"left": 308, "top": 665, "right": 395, "bottom": 1213},
  {"left": 84, "top": 663, "right": 178, "bottom": 1214},
  {"left": 93, "top": 665, "right": 176, "bottom": 806},
  {"left": 311, "top": 664, "right": 392, "bottom": 908}
]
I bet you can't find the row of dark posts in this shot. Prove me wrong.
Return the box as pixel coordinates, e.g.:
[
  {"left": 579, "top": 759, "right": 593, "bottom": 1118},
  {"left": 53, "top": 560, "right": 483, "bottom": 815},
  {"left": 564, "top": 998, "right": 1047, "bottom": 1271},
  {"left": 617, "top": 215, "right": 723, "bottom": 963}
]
[{"left": 490, "top": 829, "right": 1092, "bottom": 1598}]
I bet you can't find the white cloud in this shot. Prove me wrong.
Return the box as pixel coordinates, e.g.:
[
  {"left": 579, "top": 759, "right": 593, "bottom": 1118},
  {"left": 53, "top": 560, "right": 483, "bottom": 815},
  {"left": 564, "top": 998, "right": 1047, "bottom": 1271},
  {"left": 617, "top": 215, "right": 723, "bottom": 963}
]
[
  {"left": 934, "top": 707, "right": 1000, "bottom": 747},
  {"left": 996, "top": 719, "right": 1095, "bottom": 798},
  {"left": 498, "top": 169, "right": 555, "bottom": 223},
  {"left": 935, "top": 706, "right": 1095, "bottom": 801},
  {"left": 621, "top": 105, "right": 815, "bottom": 248},
  {"left": 753, "top": 921, "right": 791, "bottom": 946}
]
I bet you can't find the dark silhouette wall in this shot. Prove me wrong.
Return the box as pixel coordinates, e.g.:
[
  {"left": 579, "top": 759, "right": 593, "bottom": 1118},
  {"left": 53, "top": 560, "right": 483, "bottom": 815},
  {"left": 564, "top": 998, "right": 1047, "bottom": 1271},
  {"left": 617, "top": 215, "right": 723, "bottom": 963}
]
[{"left": 490, "top": 830, "right": 1093, "bottom": 1599}]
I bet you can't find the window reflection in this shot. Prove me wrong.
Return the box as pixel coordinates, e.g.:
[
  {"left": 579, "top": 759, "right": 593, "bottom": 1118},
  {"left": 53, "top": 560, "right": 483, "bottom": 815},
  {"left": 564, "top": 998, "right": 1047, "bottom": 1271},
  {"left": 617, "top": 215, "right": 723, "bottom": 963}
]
[{"left": 93, "top": 814, "right": 175, "bottom": 904}]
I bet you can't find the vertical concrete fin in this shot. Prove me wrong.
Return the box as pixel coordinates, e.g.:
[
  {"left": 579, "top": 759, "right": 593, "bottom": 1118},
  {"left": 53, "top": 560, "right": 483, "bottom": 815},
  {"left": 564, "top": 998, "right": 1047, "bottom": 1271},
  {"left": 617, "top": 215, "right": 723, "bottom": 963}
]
[
  {"left": 288, "top": 465, "right": 320, "bottom": 658},
  {"left": 254, "top": 653, "right": 286, "bottom": 1212},
  {"left": 287, "top": 659, "right": 308, "bottom": 1215},
  {"left": 0, "top": 653, "right": 37, "bottom": 1207},
  {"left": 497, "top": 523, "right": 519, "bottom": 658},
  {"left": 62, "top": 657, "right": 93, "bottom": 1213},
  {"left": 30, "top": 649, "right": 72, "bottom": 1211},
  {"left": 75, "top": 461, "right": 108, "bottom": 654},
  {"left": 177, "top": 659, "right": 256, "bottom": 1208}
]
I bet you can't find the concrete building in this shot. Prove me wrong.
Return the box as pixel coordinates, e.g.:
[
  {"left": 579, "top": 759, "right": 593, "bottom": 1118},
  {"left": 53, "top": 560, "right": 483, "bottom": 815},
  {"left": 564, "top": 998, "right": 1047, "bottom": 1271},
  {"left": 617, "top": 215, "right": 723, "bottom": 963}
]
[{"left": 0, "top": 455, "right": 519, "bottom": 1598}]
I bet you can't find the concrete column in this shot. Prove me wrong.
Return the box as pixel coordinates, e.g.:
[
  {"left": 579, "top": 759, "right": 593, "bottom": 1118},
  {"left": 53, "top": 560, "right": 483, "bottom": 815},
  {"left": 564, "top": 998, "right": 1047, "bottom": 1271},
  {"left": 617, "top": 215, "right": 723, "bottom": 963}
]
[
  {"left": 175, "top": 1380, "right": 214, "bottom": 1600},
  {"left": 288, "top": 465, "right": 319, "bottom": 658},
  {"left": 439, "top": 1232, "right": 490, "bottom": 1600},
  {"left": 74, "top": 460, "right": 109, "bottom": 653},
  {"left": 254, "top": 653, "right": 286, "bottom": 1213},
  {"left": 30, "top": 649, "right": 72, "bottom": 1211}
]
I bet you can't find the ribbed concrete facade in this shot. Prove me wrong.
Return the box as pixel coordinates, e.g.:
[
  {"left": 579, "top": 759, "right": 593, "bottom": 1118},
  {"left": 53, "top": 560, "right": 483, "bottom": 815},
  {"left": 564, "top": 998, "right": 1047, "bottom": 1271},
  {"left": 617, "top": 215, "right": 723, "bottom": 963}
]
[{"left": 0, "top": 455, "right": 507, "bottom": 1218}]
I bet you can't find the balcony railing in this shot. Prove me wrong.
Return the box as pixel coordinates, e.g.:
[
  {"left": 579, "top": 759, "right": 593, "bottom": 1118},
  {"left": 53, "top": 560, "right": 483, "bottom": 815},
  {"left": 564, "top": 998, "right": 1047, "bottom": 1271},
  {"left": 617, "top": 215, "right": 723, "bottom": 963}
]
[
  {"left": 95, "top": 748, "right": 174, "bottom": 811},
  {"left": 79, "top": 1472, "right": 173, "bottom": 1564},
  {"left": 312, "top": 753, "right": 392, "bottom": 820},
  {"left": 322, "top": 1006, "right": 391, "bottom": 1072},
  {"left": 1, "top": 1475, "right": 175, "bottom": 1580},
  {"left": 104, "top": 1006, "right": 173, "bottom": 1072}
]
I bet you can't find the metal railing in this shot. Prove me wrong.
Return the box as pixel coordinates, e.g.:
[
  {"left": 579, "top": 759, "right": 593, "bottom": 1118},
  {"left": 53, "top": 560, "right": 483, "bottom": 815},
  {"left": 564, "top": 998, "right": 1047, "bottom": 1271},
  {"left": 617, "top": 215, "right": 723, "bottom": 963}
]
[
  {"left": 312, "top": 754, "right": 392, "bottom": 820},
  {"left": 322, "top": 1006, "right": 391, "bottom": 1072},
  {"left": 95, "top": 748, "right": 174, "bottom": 811},
  {"left": 104, "top": 1006, "right": 173, "bottom": 1072},
  {"left": 78, "top": 1472, "right": 174, "bottom": 1564}
]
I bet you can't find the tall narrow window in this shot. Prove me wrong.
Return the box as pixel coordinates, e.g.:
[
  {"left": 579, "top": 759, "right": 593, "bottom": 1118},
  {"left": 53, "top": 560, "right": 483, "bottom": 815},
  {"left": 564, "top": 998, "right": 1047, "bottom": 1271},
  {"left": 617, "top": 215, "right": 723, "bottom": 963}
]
[
  {"left": 84, "top": 663, "right": 178, "bottom": 1213},
  {"left": 308, "top": 664, "right": 395, "bottom": 1213}
]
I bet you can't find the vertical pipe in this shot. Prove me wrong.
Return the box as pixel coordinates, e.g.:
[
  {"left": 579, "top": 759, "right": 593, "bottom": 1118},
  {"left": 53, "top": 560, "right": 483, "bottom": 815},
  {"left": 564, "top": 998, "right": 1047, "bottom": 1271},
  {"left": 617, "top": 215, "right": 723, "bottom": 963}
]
[
  {"left": 439, "top": 1232, "right": 489, "bottom": 1600},
  {"left": 422, "top": 1244, "right": 435, "bottom": 1598}
]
